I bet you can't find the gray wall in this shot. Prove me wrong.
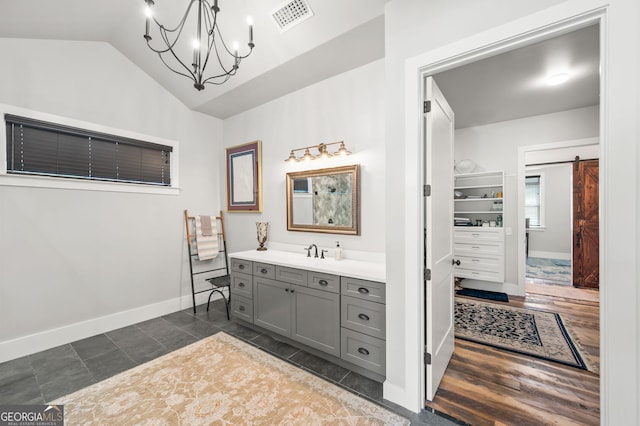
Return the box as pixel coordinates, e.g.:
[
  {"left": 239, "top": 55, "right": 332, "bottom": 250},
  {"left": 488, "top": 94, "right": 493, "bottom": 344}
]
[
  {"left": 0, "top": 39, "right": 222, "bottom": 360},
  {"left": 526, "top": 163, "right": 572, "bottom": 258}
]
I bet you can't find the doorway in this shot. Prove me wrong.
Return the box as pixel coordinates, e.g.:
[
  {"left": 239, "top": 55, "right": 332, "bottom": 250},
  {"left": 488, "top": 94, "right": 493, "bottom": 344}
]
[{"left": 413, "top": 16, "right": 603, "bottom": 413}]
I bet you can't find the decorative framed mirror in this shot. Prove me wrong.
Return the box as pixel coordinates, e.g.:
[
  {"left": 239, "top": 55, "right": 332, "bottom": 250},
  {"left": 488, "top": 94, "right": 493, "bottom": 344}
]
[{"left": 286, "top": 165, "right": 360, "bottom": 235}]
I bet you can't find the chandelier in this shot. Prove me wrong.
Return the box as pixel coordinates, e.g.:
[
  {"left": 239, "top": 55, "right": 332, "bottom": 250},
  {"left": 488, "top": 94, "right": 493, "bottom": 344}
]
[{"left": 143, "top": 0, "right": 255, "bottom": 91}]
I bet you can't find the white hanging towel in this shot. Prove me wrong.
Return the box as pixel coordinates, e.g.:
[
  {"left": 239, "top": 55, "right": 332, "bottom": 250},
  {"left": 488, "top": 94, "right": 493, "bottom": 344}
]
[{"left": 194, "top": 215, "right": 219, "bottom": 260}]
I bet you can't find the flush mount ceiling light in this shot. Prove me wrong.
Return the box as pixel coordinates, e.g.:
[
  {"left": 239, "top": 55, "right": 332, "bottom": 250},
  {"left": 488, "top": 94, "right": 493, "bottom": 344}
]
[
  {"left": 143, "top": 0, "right": 255, "bottom": 91},
  {"left": 284, "top": 141, "right": 352, "bottom": 164},
  {"left": 546, "top": 72, "right": 570, "bottom": 86}
]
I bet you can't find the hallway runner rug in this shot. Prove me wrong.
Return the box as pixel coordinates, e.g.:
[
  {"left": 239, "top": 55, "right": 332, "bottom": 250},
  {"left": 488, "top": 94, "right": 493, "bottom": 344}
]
[
  {"left": 455, "top": 297, "right": 596, "bottom": 372},
  {"left": 52, "top": 332, "right": 408, "bottom": 425}
]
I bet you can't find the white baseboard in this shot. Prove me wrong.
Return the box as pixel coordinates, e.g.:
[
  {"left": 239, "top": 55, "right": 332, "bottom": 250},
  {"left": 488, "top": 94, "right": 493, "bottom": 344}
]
[
  {"left": 528, "top": 250, "right": 571, "bottom": 260},
  {"left": 0, "top": 291, "right": 222, "bottom": 364}
]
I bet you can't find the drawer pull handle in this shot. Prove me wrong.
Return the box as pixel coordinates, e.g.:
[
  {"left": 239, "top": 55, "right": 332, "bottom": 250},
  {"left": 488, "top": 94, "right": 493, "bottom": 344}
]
[
  {"left": 452, "top": 259, "right": 460, "bottom": 266},
  {"left": 238, "top": 282, "right": 245, "bottom": 288},
  {"left": 472, "top": 259, "right": 480, "bottom": 262},
  {"left": 358, "top": 313, "right": 370, "bottom": 321},
  {"left": 285, "top": 288, "right": 289, "bottom": 292},
  {"left": 472, "top": 246, "right": 480, "bottom": 249},
  {"left": 318, "top": 279, "right": 328, "bottom": 286},
  {"left": 357, "top": 287, "right": 370, "bottom": 294},
  {"left": 260, "top": 268, "right": 268, "bottom": 274},
  {"left": 239, "top": 264, "right": 245, "bottom": 270},
  {"left": 238, "top": 305, "right": 245, "bottom": 311},
  {"left": 472, "top": 233, "right": 480, "bottom": 237},
  {"left": 358, "top": 347, "right": 370, "bottom": 355}
]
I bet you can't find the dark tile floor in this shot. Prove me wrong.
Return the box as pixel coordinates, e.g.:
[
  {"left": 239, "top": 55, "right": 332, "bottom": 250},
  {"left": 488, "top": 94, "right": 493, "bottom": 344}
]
[{"left": 0, "top": 300, "right": 458, "bottom": 425}]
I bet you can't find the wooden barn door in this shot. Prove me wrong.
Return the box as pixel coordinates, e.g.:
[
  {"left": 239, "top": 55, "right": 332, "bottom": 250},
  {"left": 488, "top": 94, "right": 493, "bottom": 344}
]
[{"left": 573, "top": 159, "right": 599, "bottom": 288}]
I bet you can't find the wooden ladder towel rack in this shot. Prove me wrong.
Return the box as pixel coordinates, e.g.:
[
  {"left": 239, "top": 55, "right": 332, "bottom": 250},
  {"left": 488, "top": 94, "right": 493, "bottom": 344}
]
[{"left": 184, "top": 209, "right": 230, "bottom": 318}]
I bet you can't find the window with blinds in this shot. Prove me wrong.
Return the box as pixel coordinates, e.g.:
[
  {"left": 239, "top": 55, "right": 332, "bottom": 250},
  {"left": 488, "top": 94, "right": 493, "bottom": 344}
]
[
  {"left": 5, "top": 114, "right": 171, "bottom": 186},
  {"left": 525, "top": 174, "right": 543, "bottom": 227}
]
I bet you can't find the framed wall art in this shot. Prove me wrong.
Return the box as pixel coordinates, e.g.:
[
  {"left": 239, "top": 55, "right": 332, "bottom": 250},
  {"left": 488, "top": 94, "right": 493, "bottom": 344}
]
[{"left": 226, "top": 140, "right": 262, "bottom": 212}]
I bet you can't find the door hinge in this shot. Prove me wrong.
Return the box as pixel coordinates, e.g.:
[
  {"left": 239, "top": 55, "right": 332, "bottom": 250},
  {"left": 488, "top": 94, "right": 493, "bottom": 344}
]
[
  {"left": 423, "top": 184, "right": 431, "bottom": 196},
  {"left": 423, "top": 100, "right": 431, "bottom": 113},
  {"left": 424, "top": 349, "right": 432, "bottom": 365},
  {"left": 424, "top": 268, "right": 431, "bottom": 281}
]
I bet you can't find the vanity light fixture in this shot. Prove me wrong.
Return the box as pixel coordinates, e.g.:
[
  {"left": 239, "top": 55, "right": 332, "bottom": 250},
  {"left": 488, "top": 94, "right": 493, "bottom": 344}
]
[{"left": 284, "top": 141, "right": 352, "bottom": 163}]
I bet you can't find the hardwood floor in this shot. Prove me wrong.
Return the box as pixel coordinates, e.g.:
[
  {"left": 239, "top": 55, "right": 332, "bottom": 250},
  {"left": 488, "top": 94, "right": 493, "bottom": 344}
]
[{"left": 426, "top": 289, "right": 600, "bottom": 425}]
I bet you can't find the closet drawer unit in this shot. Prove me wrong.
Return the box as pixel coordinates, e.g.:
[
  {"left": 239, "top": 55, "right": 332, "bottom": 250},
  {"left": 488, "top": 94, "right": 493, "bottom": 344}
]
[
  {"left": 454, "top": 228, "right": 504, "bottom": 243},
  {"left": 454, "top": 267, "right": 503, "bottom": 282},
  {"left": 254, "top": 262, "right": 276, "bottom": 280},
  {"left": 341, "top": 295, "right": 385, "bottom": 339},
  {"left": 275, "top": 265, "right": 308, "bottom": 287},
  {"left": 230, "top": 295, "right": 253, "bottom": 323},
  {"left": 308, "top": 271, "right": 340, "bottom": 293},
  {"left": 230, "top": 258, "right": 252, "bottom": 274},
  {"left": 230, "top": 272, "right": 253, "bottom": 298},
  {"left": 454, "top": 254, "right": 503, "bottom": 273},
  {"left": 341, "top": 277, "right": 385, "bottom": 304},
  {"left": 454, "top": 241, "right": 504, "bottom": 256},
  {"left": 341, "top": 328, "right": 386, "bottom": 376}
]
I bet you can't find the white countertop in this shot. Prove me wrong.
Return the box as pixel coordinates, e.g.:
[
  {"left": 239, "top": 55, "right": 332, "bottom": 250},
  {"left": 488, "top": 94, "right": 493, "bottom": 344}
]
[{"left": 229, "top": 249, "right": 386, "bottom": 283}]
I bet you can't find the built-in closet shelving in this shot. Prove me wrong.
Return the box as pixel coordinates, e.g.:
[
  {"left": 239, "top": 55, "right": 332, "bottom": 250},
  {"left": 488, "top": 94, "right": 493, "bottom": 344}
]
[{"left": 453, "top": 170, "right": 505, "bottom": 283}]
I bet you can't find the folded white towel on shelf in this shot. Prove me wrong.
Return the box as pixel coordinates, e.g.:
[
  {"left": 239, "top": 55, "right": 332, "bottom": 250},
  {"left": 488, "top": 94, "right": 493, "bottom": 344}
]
[{"left": 195, "top": 215, "right": 219, "bottom": 260}]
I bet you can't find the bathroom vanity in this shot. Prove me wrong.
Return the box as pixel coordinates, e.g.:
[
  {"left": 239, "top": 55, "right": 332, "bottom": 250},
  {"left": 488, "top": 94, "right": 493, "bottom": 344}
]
[{"left": 228, "top": 249, "right": 386, "bottom": 380}]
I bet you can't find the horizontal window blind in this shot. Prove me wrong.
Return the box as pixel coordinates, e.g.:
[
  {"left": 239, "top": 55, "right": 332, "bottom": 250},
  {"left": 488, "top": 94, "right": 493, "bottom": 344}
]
[
  {"left": 525, "top": 175, "right": 541, "bottom": 227},
  {"left": 5, "top": 114, "right": 171, "bottom": 186}
]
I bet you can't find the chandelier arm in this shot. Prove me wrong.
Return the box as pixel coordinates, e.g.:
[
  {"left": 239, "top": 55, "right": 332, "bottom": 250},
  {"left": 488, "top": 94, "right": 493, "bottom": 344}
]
[
  {"left": 197, "top": 7, "right": 217, "bottom": 78},
  {"left": 163, "top": 44, "right": 199, "bottom": 80},
  {"left": 144, "top": 0, "right": 254, "bottom": 90},
  {"left": 157, "top": 53, "right": 197, "bottom": 84}
]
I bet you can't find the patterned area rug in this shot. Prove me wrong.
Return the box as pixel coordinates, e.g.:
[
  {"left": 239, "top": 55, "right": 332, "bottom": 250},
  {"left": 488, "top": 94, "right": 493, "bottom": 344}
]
[
  {"left": 455, "top": 298, "right": 596, "bottom": 373},
  {"left": 52, "top": 332, "right": 408, "bottom": 425},
  {"left": 526, "top": 257, "right": 571, "bottom": 284}
]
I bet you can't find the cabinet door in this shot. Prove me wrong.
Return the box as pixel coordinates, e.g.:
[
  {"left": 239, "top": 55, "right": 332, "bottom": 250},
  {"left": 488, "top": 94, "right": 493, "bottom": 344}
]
[
  {"left": 253, "top": 277, "right": 291, "bottom": 337},
  {"left": 292, "top": 286, "right": 341, "bottom": 357}
]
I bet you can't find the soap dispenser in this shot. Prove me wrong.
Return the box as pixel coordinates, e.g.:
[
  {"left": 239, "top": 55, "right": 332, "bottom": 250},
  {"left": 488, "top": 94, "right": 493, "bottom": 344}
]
[{"left": 335, "top": 241, "right": 343, "bottom": 261}]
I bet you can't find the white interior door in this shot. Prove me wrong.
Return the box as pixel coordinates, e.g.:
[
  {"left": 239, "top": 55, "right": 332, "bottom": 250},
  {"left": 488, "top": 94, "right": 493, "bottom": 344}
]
[{"left": 424, "top": 76, "right": 455, "bottom": 401}]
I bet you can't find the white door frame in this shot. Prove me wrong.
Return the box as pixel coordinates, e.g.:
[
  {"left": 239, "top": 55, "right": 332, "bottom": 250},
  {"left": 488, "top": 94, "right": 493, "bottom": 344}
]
[{"left": 403, "top": 2, "right": 606, "bottom": 414}]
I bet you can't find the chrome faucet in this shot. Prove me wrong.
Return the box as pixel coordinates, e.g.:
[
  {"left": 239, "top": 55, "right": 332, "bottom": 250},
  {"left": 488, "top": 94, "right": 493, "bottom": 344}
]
[{"left": 305, "top": 244, "right": 319, "bottom": 258}]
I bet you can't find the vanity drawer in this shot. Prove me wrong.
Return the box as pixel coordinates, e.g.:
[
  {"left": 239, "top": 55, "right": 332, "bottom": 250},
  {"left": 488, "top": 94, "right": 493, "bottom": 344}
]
[
  {"left": 454, "top": 228, "right": 504, "bottom": 242},
  {"left": 308, "top": 271, "right": 340, "bottom": 293},
  {"left": 230, "top": 272, "right": 253, "bottom": 298},
  {"left": 230, "top": 295, "right": 253, "bottom": 323},
  {"left": 454, "top": 241, "right": 504, "bottom": 256},
  {"left": 275, "top": 265, "right": 308, "bottom": 286},
  {"left": 230, "top": 258, "right": 252, "bottom": 274},
  {"left": 254, "top": 262, "right": 276, "bottom": 279},
  {"left": 341, "top": 277, "right": 385, "bottom": 304},
  {"left": 341, "top": 295, "right": 385, "bottom": 339},
  {"left": 341, "top": 328, "right": 385, "bottom": 376}
]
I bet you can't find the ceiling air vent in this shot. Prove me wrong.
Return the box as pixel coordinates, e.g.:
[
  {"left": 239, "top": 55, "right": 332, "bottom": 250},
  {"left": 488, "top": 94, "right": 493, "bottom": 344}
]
[{"left": 271, "top": 0, "right": 314, "bottom": 32}]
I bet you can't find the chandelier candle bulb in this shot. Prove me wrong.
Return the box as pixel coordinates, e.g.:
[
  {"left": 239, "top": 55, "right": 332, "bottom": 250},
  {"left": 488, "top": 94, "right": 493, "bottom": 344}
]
[{"left": 247, "top": 16, "right": 254, "bottom": 44}]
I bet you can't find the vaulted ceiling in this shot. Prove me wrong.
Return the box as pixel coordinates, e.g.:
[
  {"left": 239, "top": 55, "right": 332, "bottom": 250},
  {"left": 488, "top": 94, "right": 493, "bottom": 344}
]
[{"left": 0, "top": 1, "right": 599, "bottom": 127}]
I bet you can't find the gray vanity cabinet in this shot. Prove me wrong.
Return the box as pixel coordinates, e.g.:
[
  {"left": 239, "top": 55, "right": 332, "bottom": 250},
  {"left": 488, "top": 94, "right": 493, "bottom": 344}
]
[
  {"left": 229, "top": 255, "right": 385, "bottom": 378},
  {"left": 253, "top": 276, "right": 292, "bottom": 336},
  {"left": 292, "top": 286, "right": 341, "bottom": 357}
]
